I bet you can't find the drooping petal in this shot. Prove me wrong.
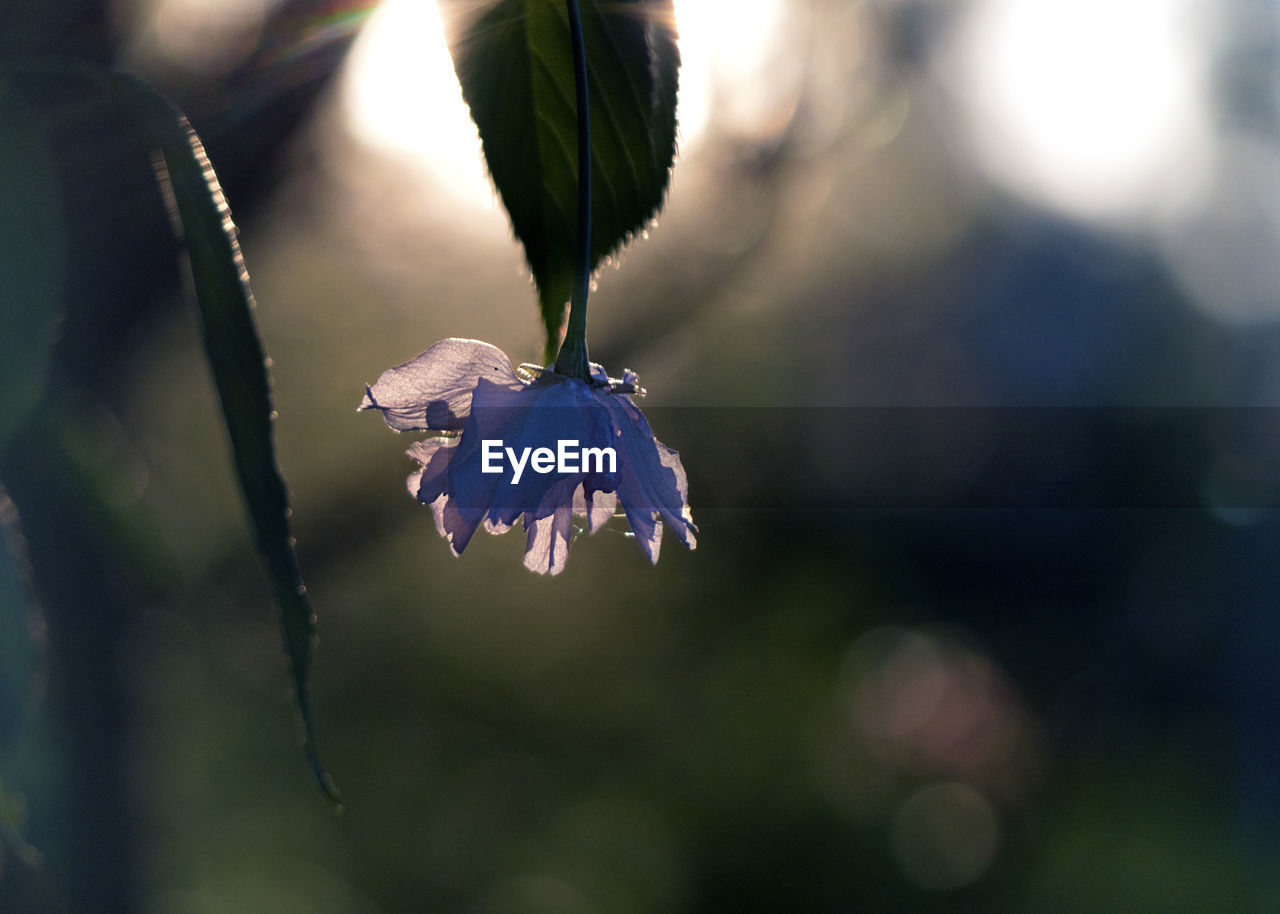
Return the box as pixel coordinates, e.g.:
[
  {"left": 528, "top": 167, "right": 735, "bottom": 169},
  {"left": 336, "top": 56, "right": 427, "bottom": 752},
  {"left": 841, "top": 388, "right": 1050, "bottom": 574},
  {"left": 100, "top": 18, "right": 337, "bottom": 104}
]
[
  {"left": 482, "top": 377, "right": 616, "bottom": 527},
  {"left": 481, "top": 379, "right": 581, "bottom": 527},
  {"left": 522, "top": 504, "right": 574, "bottom": 575},
  {"left": 442, "top": 375, "right": 546, "bottom": 537},
  {"left": 404, "top": 438, "right": 479, "bottom": 552},
  {"left": 483, "top": 515, "right": 516, "bottom": 535},
  {"left": 599, "top": 392, "right": 697, "bottom": 553},
  {"left": 573, "top": 485, "right": 618, "bottom": 533},
  {"left": 589, "top": 491, "right": 617, "bottom": 532},
  {"left": 654, "top": 439, "right": 697, "bottom": 544},
  {"left": 405, "top": 437, "right": 455, "bottom": 500},
  {"left": 430, "top": 494, "right": 476, "bottom": 554},
  {"left": 360, "top": 338, "right": 521, "bottom": 432}
]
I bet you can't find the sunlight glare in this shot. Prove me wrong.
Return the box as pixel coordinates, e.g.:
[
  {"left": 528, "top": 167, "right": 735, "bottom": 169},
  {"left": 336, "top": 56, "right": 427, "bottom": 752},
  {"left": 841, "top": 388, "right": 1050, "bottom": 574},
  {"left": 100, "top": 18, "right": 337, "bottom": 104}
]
[
  {"left": 675, "top": 0, "right": 794, "bottom": 145},
  {"left": 955, "top": 0, "right": 1210, "bottom": 224},
  {"left": 133, "top": 0, "right": 273, "bottom": 73},
  {"left": 342, "top": 0, "right": 492, "bottom": 210}
]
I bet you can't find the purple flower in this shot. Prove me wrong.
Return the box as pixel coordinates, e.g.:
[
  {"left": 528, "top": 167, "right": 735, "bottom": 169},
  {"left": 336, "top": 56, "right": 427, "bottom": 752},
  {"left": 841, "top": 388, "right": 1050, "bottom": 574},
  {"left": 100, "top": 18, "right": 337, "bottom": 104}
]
[{"left": 360, "top": 338, "right": 696, "bottom": 575}]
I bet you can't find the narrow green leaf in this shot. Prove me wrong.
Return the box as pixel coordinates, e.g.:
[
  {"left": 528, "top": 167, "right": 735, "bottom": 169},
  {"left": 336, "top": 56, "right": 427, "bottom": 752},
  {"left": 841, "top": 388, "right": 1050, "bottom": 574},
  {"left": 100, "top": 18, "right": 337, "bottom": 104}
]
[
  {"left": 109, "top": 75, "right": 340, "bottom": 804},
  {"left": 0, "top": 79, "right": 64, "bottom": 446},
  {"left": 443, "top": 0, "right": 679, "bottom": 357}
]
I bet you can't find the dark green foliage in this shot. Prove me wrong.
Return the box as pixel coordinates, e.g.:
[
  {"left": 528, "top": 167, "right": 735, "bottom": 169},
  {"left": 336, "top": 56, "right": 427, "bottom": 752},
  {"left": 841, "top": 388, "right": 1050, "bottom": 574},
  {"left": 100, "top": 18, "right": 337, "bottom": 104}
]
[
  {"left": 110, "top": 75, "right": 338, "bottom": 804},
  {"left": 443, "top": 0, "right": 679, "bottom": 358}
]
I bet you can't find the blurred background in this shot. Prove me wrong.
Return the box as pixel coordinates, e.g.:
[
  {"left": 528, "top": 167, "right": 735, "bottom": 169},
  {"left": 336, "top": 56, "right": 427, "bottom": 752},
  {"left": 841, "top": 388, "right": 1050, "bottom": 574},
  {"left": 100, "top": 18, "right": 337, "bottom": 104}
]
[{"left": 6, "top": 0, "right": 1280, "bottom": 910}]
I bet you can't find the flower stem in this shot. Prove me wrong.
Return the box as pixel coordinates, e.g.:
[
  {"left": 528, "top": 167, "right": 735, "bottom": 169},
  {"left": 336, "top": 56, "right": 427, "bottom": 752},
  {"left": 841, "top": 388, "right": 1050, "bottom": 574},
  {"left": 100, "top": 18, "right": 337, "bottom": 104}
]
[{"left": 554, "top": 0, "right": 592, "bottom": 381}]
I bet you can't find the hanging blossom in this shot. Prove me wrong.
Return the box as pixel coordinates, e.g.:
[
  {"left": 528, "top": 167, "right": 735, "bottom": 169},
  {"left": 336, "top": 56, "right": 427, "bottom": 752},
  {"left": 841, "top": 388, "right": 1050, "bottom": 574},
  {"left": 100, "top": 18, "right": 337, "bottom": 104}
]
[{"left": 360, "top": 338, "right": 696, "bottom": 575}]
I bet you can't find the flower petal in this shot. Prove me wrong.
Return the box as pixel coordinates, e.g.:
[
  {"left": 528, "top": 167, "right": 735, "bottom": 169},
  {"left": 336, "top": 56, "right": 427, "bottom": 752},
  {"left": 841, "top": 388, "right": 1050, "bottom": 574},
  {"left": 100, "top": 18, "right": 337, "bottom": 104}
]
[
  {"left": 441, "top": 376, "right": 547, "bottom": 534},
  {"left": 573, "top": 485, "right": 618, "bottom": 533},
  {"left": 598, "top": 392, "right": 697, "bottom": 552},
  {"left": 627, "top": 508, "right": 664, "bottom": 564},
  {"left": 654, "top": 439, "right": 697, "bottom": 543},
  {"left": 481, "top": 377, "right": 614, "bottom": 526},
  {"left": 407, "top": 436, "right": 486, "bottom": 553},
  {"left": 370, "top": 342, "right": 695, "bottom": 573},
  {"left": 483, "top": 515, "right": 515, "bottom": 535},
  {"left": 522, "top": 504, "right": 574, "bottom": 575},
  {"left": 430, "top": 494, "right": 476, "bottom": 554},
  {"left": 405, "top": 437, "right": 454, "bottom": 500},
  {"left": 360, "top": 338, "right": 521, "bottom": 432}
]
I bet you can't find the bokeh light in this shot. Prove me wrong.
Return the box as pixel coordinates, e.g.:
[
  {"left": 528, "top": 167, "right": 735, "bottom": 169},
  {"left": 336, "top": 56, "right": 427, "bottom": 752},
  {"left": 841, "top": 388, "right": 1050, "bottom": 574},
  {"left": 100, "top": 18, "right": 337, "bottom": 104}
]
[
  {"left": 837, "top": 627, "right": 1040, "bottom": 801},
  {"left": 891, "top": 782, "right": 1000, "bottom": 891},
  {"left": 672, "top": 0, "right": 798, "bottom": 145},
  {"left": 123, "top": 0, "right": 277, "bottom": 74},
  {"left": 951, "top": 0, "right": 1211, "bottom": 224},
  {"left": 1162, "top": 137, "right": 1280, "bottom": 325},
  {"left": 341, "top": 0, "right": 492, "bottom": 210}
]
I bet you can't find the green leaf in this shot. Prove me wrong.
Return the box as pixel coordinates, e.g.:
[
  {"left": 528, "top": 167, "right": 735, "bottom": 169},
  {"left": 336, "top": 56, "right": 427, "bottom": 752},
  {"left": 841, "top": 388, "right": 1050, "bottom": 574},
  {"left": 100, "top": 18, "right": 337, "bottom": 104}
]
[
  {"left": 0, "top": 79, "right": 64, "bottom": 447},
  {"left": 109, "top": 75, "right": 340, "bottom": 805},
  {"left": 443, "top": 0, "right": 679, "bottom": 358}
]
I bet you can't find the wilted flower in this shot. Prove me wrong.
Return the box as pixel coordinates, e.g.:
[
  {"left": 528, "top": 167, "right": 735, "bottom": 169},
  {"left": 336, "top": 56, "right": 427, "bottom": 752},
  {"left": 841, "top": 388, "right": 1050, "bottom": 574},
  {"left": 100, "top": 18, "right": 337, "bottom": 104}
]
[{"left": 360, "top": 338, "right": 696, "bottom": 575}]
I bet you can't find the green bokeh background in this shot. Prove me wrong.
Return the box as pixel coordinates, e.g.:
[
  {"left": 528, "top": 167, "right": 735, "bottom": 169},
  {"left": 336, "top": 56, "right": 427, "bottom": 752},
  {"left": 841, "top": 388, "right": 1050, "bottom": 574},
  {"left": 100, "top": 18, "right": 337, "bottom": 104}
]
[{"left": 6, "top": 1, "right": 1280, "bottom": 911}]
